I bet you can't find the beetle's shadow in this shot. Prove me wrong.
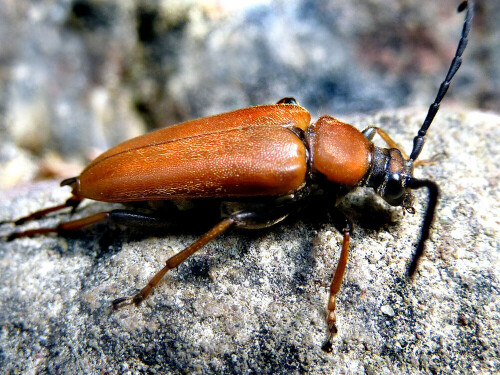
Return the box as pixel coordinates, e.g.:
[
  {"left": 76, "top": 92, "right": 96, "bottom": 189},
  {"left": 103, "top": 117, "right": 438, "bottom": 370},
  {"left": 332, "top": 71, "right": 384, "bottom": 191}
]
[
  {"left": 54, "top": 190, "right": 397, "bottom": 268},
  {"left": 339, "top": 190, "right": 398, "bottom": 230},
  {"left": 290, "top": 190, "right": 397, "bottom": 232},
  {"left": 56, "top": 199, "right": 261, "bottom": 259},
  {"left": 61, "top": 206, "right": 221, "bottom": 257}
]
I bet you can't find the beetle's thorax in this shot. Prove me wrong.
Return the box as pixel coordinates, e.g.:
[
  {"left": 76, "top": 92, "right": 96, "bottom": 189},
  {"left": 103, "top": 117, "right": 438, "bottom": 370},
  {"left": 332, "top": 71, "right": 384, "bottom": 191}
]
[{"left": 306, "top": 116, "right": 373, "bottom": 187}]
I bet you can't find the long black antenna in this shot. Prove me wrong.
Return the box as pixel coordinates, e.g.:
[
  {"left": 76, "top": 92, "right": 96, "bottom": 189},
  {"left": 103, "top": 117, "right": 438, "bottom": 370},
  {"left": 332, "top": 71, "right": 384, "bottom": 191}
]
[
  {"left": 406, "top": 178, "right": 439, "bottom": 278},
  {"left": 409, "top": 0, "right": 474, "bottom": 161}
]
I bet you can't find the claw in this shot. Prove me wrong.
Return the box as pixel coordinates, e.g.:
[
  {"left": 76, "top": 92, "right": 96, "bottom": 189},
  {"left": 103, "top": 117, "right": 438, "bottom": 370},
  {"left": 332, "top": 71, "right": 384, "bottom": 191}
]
[
  {"left": 112, "top": 292, "right": 144, "bottom": 310},
  {"left": 112, "top": 296, "right": 134, "bottom": 310},
  {"left": 321, "top": 335, "right": 334, "bottom": 353}
]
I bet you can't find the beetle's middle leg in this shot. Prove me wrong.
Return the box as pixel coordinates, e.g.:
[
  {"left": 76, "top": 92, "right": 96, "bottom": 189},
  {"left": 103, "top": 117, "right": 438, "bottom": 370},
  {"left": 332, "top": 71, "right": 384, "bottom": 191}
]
[
  {"left": 112, "top": 209, "right": 290, "bottom": 310},
  {"left": 322, "top": 209, "right": 353, "bottom": 353}
]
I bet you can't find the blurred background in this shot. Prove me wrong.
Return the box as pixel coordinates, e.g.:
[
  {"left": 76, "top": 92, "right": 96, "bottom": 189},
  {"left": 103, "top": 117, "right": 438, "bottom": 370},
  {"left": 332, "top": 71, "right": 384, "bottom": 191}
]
[{"left": 0, "top": 0, "right": 496, "bottom": 189}]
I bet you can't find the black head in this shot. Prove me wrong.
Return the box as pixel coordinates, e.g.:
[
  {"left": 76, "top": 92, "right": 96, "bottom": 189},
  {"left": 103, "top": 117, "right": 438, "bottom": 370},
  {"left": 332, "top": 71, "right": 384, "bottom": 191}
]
[{"left": 366, "top": 147, "right": 414, "bottom": 209}]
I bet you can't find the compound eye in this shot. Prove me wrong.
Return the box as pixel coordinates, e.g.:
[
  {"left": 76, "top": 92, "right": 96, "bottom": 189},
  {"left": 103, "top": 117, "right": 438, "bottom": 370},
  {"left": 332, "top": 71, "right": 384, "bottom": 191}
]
[{"left": 384, "top": 173, "right": 405, "bottom": 201}]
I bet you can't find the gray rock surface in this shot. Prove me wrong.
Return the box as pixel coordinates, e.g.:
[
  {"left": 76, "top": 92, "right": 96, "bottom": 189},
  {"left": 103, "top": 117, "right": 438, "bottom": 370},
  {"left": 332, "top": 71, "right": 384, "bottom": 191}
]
[
  {"left": 1, "top": 0, "right": 498, "bottom": 373},
  {"left": 0, "top": 108, "right": 498, "bottom": 374}
]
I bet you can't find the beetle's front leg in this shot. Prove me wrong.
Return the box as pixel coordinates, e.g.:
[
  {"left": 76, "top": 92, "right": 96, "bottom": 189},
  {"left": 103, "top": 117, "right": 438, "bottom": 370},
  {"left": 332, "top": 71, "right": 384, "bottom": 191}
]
[
  {"left": 322, "top": 209, "right": 353, "bottom": 353},
  {"left": 362, "top": 126, "right": 440, "bottom": 166},
  {"left": 362, "top": 126, "right": 410, "bottom": 160}
]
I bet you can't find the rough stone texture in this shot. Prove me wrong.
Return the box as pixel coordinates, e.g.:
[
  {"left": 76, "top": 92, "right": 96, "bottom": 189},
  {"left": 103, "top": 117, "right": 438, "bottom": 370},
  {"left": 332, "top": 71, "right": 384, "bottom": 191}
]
[
  {"left": 0, "top": 109, "right": 498, "bottom": 374},
  {"left": 0, "top": 0, "right": 499, "bottom": 373}
]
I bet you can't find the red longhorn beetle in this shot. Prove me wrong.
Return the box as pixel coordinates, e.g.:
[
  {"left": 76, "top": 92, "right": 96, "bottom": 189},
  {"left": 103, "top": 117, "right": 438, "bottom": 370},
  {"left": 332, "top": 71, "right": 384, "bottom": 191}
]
[{"left": 5, "top": 1, "right": 473, "bottom": 352}]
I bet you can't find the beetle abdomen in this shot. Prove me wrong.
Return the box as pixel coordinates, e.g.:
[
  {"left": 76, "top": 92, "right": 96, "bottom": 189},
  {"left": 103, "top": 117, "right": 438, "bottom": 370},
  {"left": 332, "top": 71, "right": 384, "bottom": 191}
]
[{"left": 76, "top": 105, "right": 310, "bottom": 202}]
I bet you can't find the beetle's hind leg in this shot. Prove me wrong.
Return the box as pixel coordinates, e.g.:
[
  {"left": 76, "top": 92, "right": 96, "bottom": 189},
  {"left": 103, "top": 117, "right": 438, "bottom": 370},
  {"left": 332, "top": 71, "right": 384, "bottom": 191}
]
[
  {"left": 11, "top": 196, "right": 82, "bottom": 226},
  {"left": 112, "top": 209, "right": 290, "bottom": 310},
  {"left": 7, "top": 210, "right": 108, "bottom": 240},
  {"left": 7, "top": 208, "right": 193, "bottom": 240},
  {"left": 8, "top": 176, "right": 83, "bottom": 227},
  {"left": 4, "top": 195, "right": 83, "bottom": 239}
]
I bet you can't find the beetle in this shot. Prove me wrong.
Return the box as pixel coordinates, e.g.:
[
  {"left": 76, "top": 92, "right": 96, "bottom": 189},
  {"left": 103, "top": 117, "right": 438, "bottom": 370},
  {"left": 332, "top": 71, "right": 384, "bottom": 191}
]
[{"left": 5, "top": 1, "right": 473, "bottom": 352}]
